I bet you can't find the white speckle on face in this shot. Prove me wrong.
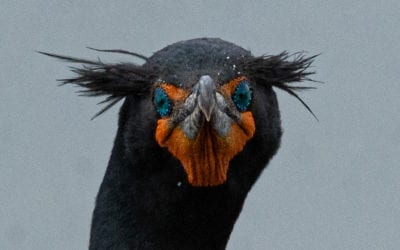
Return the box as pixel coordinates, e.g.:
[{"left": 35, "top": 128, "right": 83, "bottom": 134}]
[
  {"left": 177, "top": 181, "right": 182, "bottom": 187},
  {"left": 226, "top": 56, "right": 230, "bottom": 60}
]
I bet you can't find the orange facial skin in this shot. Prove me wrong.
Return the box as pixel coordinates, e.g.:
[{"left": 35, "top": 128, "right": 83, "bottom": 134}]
[
  {"left": 155, "top": 83, "right": 188, "bottom": 102},
  {"left": 154, "top": 77, "right": 256, "bottom": 187},
  {"left": 219, "top": 76, "right": 247, "bottom": 97}
]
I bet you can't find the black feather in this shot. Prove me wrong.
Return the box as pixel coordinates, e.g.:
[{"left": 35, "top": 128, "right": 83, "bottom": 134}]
[
  {"left": 38, "top": 51, "right": 158, "bottom": 118},
  {"left": 242, "top": 51, "right": 319, "bottom": 119},
  {"left": 86, "top": 47, "right": 148, "bottom": 61}
]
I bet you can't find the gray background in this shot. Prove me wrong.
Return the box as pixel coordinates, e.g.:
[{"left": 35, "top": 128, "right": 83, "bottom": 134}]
[{"left": 1, "top": 1, "right": 399, "bottom": 249}]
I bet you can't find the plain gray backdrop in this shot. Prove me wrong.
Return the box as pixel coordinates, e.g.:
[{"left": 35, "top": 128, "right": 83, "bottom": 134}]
[{"left": 1, "top": 1, "right": 399, "bottom": 249}]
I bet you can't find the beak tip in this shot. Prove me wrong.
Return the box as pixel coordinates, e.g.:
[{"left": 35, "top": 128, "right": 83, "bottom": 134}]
[{"left": 199, "top": 105, "right": 213, "bottom": 122}]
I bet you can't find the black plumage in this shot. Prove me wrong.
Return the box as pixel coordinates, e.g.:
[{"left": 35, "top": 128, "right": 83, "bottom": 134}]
[{"left": 42, "top": 38, "right": 316, "bottom": 250}]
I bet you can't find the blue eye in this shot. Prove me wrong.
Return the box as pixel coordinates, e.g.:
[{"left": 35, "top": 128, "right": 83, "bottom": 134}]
[
  {"left": 153, "top": 87, "right": 172, "bottom": 117},
  {"left": 232, "top": 81, "right": 252, "bottom": 112}
]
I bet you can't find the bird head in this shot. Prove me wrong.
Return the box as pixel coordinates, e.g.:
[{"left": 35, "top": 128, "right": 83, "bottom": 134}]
[
  {"left": 41, "top": 38, "right": 316, "bottom": 187},
  {"left": 147, "top": 39, "right": 258, "bottom": 186}
]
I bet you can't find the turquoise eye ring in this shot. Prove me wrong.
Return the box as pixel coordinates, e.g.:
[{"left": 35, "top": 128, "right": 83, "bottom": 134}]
[
  {"left": 232, "top": 81, "right": 252, "bottom": 112},
  {"left": 153, "top": 87, "right": 172, "bottom": 117}
]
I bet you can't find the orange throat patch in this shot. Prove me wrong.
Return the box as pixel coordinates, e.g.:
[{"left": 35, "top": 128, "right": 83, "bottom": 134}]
[{"left": 155, "top": 112, "right": 255, "bottom": 186}]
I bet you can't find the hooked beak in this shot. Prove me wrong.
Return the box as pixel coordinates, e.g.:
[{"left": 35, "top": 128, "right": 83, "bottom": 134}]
[{"left": 197, "top": 75, "right": 216, "bottom": 122}]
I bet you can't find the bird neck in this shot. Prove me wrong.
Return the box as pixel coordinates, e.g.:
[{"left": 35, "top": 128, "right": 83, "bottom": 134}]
[{"left": 89, "top": 128, "right": 246, "bottom": 249}]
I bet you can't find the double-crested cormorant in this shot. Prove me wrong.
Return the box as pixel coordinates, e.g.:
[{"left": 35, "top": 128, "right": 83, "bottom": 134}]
[{"left": 43, "top": 38, "right": 316, "bottom": 250}]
